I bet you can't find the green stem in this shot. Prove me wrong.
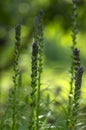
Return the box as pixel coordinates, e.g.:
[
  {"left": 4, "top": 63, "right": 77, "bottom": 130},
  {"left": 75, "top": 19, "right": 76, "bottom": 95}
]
[
  {"left": 36, "top": 71, "right": 41, "bottom": 130},
  {"left": 12, "top": 24, "right": 21, "bottom": 130},
  {"left": 72, "top": 66, "right": 83, "bottom": 128},
  {"left": 29, "top": 42, "right": 38, "bottom": 130},
  {"left": 67, "top": 0, "right": 78, "bottom": 128},
  {"left": 34, "top": 9, "right": 44, "bottom": 130}
]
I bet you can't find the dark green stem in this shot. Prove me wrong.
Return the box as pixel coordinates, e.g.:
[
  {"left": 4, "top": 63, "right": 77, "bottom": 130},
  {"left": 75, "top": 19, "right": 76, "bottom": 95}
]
[
  {"left": 29, "top": 42, "right": 38, "bottom": 130},
  {"left": 35, "top": 10, "right": 44, "bottom": 130},
  {"left": 12, "top": 24, "right": 21, "bottom": 130},
  {"left": 72, "top": 66, "right": 83, "bottom": 129},
  {"left": 67, "top": 0, "right": 78, "bottom": 128}
]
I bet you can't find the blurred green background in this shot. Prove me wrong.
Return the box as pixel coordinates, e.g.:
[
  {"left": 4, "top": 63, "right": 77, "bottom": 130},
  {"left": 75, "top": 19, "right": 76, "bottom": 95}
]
[{"left": 0, "top": 0, "right": 86, "bottom": 106}]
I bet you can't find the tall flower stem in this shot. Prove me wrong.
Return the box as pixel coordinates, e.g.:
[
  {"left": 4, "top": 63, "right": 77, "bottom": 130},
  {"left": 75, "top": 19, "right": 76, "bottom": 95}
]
[
  {"left": 72, "top": 48, "right": 83, "bottom": 129},
  {"left": 67, "top": 0, "right": 78, "bottom": 128},
  {"left": 72, "top": 66, "right": 83, "bottom": 129},
  {"left": 12, "top": 24, "right": 21, "bottom": 130},
  {"left": 35, "top": 10, "right": 44, "bottom": 130},
  {"left": 29, "top": 10, "right": 44, "bottom": 130},
  {"left": 29, "top": 42, "right": 38, "bottom": 130}
]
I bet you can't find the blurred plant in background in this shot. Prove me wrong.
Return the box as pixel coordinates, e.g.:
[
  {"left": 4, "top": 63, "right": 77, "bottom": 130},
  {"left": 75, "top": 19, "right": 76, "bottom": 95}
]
[{"left": 0, "top": 0, "right": 86, "bottom": 72}]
